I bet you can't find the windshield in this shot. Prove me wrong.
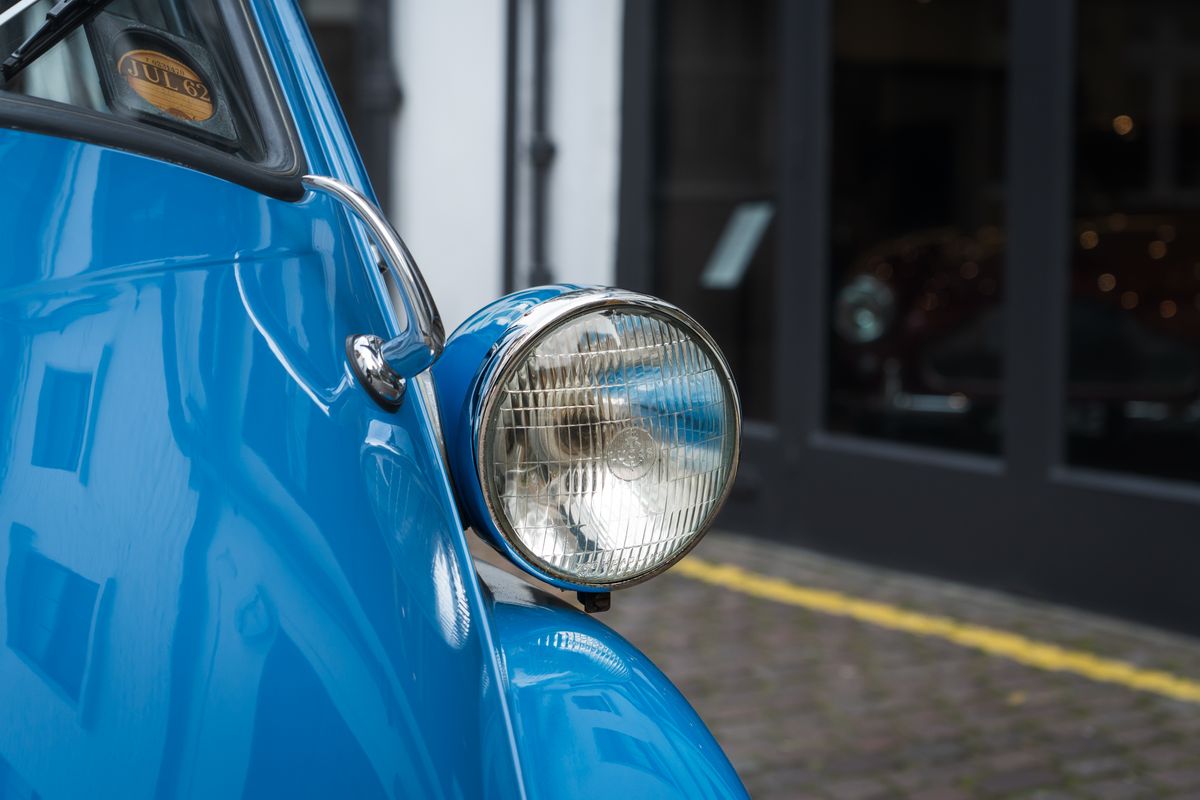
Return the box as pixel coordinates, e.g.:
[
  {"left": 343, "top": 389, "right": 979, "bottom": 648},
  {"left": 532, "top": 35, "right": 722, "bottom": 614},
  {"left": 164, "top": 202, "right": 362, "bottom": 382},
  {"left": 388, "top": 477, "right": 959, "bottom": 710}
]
[{"left": 0, "top": 0, "right": 275, "bottom": 163}]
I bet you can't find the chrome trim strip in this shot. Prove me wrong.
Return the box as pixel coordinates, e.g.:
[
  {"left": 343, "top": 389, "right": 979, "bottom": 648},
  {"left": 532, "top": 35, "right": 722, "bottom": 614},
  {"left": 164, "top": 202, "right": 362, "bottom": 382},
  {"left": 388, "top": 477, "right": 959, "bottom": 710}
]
[
  {"left": 413, "top": 370, "right": 450, "bottom": 470},
  {"left": 471, "top": 287, "right": 743, "bottom": 590}
]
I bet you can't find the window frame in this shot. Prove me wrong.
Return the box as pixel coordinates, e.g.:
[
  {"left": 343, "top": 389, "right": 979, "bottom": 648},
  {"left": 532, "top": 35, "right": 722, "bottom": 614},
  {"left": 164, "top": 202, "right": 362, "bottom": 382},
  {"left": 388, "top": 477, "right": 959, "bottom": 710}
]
[{"left": 0, "top": 0, "right": 306, "bottom": 200}]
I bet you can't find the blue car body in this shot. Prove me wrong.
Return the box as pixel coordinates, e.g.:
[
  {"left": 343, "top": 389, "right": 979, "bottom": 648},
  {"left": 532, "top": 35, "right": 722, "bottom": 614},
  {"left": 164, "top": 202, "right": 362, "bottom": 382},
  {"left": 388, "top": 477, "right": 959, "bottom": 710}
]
[{"left": 0, "top": 0, "right": 746, "bottom": 797}]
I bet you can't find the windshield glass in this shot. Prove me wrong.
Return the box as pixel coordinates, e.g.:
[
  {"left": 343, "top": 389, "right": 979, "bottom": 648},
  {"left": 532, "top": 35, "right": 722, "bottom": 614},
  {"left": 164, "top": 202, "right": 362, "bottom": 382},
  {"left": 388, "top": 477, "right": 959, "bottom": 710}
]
[{"left": 0, "top": 0, "right": 274, "bottom": 163}]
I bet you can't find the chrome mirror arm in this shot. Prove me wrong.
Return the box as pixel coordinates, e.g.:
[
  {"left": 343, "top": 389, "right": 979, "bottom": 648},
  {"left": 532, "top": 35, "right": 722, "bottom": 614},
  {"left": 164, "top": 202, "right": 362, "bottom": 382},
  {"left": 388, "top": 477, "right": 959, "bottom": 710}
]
[{"left": 302, "top": 174, "right": 445, "bottom": 410}]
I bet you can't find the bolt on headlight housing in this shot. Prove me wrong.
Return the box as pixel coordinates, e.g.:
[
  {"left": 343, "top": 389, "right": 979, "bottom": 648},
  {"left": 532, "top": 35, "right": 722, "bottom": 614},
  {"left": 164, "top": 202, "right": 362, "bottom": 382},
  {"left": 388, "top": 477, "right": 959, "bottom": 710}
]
[{"left": 433, "top": 286, "right": 741, "bottom": 591}]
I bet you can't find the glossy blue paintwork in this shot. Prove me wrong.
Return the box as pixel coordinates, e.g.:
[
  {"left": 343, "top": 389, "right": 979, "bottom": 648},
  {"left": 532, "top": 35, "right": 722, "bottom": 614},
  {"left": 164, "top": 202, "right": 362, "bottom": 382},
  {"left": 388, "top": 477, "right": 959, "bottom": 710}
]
[
  {"left": 478, "top": 563, "right": 747, "bottom": 799},
  {"left": 0, "top": 129, "right": 525, "bottom": 798},
  {"left": 0, "top": 1, "right": 747, "bottom": 797}
]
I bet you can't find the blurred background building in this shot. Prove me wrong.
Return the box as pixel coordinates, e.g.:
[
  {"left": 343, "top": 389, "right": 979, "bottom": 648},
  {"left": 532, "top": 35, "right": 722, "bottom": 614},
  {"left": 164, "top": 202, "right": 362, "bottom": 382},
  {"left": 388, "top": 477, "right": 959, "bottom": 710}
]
[{"left": 300, "top": 0, "right": 1200, "bottom": 634}]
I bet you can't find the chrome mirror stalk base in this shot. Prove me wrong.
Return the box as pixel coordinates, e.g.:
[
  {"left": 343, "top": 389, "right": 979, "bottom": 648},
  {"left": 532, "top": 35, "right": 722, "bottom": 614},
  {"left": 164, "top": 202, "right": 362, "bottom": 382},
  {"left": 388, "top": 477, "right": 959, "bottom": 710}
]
[{"left": 346, "top": 334, "right": 406, "bottom": 411}]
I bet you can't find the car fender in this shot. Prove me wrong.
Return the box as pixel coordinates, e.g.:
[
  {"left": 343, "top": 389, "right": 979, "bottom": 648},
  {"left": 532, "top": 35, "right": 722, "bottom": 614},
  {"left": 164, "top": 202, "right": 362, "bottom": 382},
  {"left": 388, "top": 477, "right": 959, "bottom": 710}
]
[{"left": 477, "top": 562, "right": 748, "bottom": 800}]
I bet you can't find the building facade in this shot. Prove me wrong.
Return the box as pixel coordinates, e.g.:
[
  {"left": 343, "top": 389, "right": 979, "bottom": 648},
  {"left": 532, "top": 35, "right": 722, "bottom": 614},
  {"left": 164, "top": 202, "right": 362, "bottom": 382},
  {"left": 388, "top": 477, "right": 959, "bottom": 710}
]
[{"left": 311, "top": 0, "right": 1200, "bottom": 633}]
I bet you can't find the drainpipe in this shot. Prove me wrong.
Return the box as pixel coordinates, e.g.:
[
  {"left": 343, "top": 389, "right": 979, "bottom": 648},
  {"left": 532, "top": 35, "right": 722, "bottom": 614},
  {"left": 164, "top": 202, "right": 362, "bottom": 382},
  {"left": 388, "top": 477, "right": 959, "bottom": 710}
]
[
  {"left": 502, "top": 0, "right": 519, "bottom": 293},
  {"left": 527, "top": 0, "right": 555, "bottom": 286},
  {"left": 504, "top": 0, "right": 557, "bottom": 290}
]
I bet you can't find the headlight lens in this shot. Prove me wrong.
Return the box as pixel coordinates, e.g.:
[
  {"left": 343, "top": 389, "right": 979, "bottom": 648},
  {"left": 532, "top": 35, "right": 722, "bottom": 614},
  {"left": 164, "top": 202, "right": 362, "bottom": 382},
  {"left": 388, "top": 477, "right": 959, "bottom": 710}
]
[
  {"left": 476, "top": 292, "right": 740, "bottom": 587},
  {"left": 835, "top": 274, "right": 895, "bottom": 343}
]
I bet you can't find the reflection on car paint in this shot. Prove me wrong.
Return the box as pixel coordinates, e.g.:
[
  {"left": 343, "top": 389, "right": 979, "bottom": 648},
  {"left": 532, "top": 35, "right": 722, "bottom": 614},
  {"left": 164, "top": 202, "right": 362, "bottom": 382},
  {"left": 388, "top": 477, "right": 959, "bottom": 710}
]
[
  {"left": 6, "top": 529, "right": 101, "bottom": 704},
  {"left": 0, "top": 131, "right": 521, "bottom": 798},
  {"left": 482, "top": 562, "right": 745, "bottom": 799},
  {"left": 30, "top": 367, "right": 94, "bottom": 473}
]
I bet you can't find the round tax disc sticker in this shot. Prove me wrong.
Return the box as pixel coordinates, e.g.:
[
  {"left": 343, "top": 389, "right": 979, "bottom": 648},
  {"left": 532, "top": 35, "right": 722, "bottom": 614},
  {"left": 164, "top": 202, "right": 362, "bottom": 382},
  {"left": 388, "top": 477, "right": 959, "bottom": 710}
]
[{"left": 117, "top": 49, "right": 214, "bottom": 122}]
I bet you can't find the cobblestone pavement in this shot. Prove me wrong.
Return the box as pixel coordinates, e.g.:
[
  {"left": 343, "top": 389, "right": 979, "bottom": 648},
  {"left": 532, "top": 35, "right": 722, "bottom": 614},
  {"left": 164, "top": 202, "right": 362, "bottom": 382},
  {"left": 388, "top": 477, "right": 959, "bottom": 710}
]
[{"left": 481, "top": 532, "right": 1200, "bottom": 799}]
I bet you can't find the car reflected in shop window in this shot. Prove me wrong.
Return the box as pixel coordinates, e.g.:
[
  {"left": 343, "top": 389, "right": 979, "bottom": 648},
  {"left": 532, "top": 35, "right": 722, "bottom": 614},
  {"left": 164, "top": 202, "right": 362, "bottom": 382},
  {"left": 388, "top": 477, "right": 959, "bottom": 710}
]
[{"left": 830, "top": 214, "right": 1200, "bottom": 469}]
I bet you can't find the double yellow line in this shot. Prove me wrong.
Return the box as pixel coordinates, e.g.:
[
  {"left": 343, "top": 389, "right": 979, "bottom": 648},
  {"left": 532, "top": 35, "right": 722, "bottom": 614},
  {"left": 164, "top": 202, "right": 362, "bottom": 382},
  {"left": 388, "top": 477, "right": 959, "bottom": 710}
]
[{"left": 675, "top": 557, "right": 1200, "bottom": 704}]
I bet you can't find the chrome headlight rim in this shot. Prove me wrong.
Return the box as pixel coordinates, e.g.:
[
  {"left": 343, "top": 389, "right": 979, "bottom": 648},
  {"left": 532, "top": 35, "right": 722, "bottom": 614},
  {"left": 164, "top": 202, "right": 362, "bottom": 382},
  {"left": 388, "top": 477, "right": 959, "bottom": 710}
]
[{"left": 469, "top": 287, "right": 742, "bottom": 590}]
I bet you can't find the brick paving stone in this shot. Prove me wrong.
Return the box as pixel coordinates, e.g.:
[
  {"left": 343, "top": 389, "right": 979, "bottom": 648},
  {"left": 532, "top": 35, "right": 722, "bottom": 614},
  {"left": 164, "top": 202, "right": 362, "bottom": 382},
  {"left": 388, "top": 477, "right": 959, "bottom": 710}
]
[
  {"left": 988, "top": 750, "right": 1054, "bottom": 773},
  {"left": 471, "top": 532, "right": 1200, "bottom": 799},
  {"left": 1054, "top": 740, "right": 1124, "bottom": 763},
  {"left": 907, "top": 789, "right": 975, "bottom": 800},
  {"left": 976, "top": 767, "right": 1064, "bottom": 796},
  {"left": 1156, "top": 768, "right": 1200, "bottom": 792},
  {"left": 1077, "top": 777, "right": 1158, "bottom": 800},
  {"left": 822, "top": 776, "right": 894, "bottom": 800},
  {"left": 1135, "top": 746, "right": 1192, "bottom": 770},
  {"left": 1063, "top": 756, "right": 1129, "bottom": 780},
  {"left": 749, "top": 766, "right": 822, "bottom": 795}
]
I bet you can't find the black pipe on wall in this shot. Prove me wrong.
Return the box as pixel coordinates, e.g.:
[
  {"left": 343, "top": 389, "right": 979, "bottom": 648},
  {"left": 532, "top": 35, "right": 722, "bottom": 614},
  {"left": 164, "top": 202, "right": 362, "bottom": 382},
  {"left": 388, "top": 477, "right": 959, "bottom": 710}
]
[
  {"left": 503, "top": 0, "right": 557, "bottom": 290},
  {"left": 502, "top": 0, "right": 519, "bottom": 293},
  {"left": 527, "top": 0, "right": 556, "bottom": 286}
]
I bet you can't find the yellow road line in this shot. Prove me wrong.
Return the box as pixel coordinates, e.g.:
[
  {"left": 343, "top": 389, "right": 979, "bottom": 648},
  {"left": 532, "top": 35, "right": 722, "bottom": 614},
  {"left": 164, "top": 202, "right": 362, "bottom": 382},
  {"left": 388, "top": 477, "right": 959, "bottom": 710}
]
[{"left": 674, "top": 557, "right": 1200, "bottom": 704}]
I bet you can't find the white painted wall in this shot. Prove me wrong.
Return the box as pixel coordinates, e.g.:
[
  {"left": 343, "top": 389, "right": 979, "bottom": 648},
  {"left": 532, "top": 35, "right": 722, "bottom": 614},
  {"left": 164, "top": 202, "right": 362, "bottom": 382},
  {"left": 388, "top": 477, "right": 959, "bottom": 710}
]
[
  {"left": 391, "top": 0, "right": 624, "bottom": 331},
  {"left": 544, "top": 0, "right": 624, "bottom": 291},
  {"left": 391, "top": 0, "right": 507, "bottom": 332}
]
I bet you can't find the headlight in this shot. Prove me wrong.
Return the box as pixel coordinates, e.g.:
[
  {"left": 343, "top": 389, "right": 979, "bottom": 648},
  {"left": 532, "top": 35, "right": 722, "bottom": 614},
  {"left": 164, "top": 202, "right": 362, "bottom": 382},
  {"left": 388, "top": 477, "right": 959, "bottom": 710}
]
[
  {"left": 434, "top": 287, "right": 741, "bottom": 590},
  {"left": 835, "top": 274, "right": 895, "bottom": 343}
]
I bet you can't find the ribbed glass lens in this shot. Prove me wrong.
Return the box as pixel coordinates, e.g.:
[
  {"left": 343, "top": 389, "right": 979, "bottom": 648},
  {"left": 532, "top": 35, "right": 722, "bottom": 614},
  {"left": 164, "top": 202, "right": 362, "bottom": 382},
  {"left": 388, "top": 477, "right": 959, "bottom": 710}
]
[{"left": 482, "top": 307, "right": 737, "bottom": 585}]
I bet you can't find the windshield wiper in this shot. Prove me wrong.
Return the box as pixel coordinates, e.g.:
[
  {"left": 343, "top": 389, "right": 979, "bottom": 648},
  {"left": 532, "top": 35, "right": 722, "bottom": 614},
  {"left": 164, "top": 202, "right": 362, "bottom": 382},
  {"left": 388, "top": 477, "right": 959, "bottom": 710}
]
[{"left": 1, "top": 0, "right": 115, "bottom": 83}]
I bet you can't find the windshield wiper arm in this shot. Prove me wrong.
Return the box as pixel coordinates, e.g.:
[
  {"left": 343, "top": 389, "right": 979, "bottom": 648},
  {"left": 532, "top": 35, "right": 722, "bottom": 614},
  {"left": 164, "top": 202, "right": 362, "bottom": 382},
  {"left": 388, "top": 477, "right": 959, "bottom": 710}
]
[{"left": 1, "top": 0, "right": 115, "bottom": 83}]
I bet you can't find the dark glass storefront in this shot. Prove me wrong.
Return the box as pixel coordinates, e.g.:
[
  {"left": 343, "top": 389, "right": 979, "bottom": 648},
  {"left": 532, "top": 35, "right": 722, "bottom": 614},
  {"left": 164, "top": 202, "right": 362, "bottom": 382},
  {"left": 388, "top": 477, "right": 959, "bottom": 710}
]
[
  {"left": 652, "top": 0, "right": 779, "bottom": 422},
  {"left": 1069, "top": 0, "right": 1200, "bottom": 482},
  {"left": 828, "top": 0, "right": 1008, "bottom": 454},
  {"left": 622, "top": 0, "right": 1200, "bottom": 633}
]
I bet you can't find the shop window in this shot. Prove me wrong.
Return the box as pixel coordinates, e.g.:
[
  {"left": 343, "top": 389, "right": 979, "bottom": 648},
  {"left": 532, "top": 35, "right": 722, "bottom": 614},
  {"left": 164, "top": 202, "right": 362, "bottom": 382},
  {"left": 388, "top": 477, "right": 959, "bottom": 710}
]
[
  {"left": 6, "top": 545, "right": 99, "bottom": 703},
  {"left": 0, "top": 753, "right": 39, "bottom": 800},
  {"left": 827, "top": 0, "right": 1008, "bottom": 453},
  {"left": 655, "top": 0, "right": 778, "bottom": 421},
  {"left": 241, "top": 634, "right": 386, "bottom": 800},
  {"left": 30, "top": 367, "right": 92, "bottom": 473},
  {"left": 1067, "top": 0, "right": 1200, "bottom": 481},
  {"left": 593, "top": 728, "right": 664, "bottom": 777}
]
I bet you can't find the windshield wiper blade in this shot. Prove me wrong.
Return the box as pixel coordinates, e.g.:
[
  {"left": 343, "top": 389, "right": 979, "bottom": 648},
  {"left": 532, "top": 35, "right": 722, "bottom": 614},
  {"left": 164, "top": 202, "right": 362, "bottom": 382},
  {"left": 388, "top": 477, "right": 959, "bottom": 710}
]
[{"left": 1, "top": 0, "right": 115, "bottom": 83}]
